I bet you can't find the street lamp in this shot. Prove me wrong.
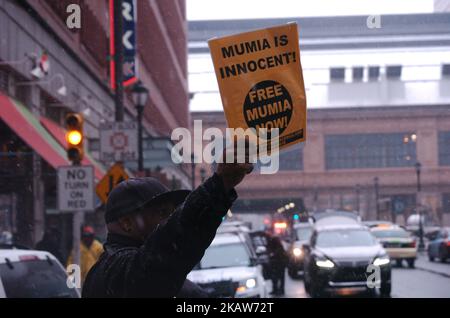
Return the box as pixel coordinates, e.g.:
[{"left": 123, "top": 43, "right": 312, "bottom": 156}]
[
  {"left": 374, "top": 177, "right": 380, "bottom": 220},
  {"left": 131, "top": 82, "right": 149, "bottom": 172},
  {"left": 415, "top": 161, "right": 425, "bottom": 250}
]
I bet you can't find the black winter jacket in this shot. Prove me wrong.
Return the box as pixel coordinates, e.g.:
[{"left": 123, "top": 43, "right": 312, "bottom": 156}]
[{"left": 82, "top": 174, "right": 237, "bottom": 298}]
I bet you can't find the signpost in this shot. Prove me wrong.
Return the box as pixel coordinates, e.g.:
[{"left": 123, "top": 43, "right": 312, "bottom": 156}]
[
  {"left": 58, "top": 166, "right": 94, "bottom": 272},
  {"left": 100, "top": 122, "right": 138, "bottom": 162},
  {"left": 96, "top": 163, "right": 130, "bottom": 204}
]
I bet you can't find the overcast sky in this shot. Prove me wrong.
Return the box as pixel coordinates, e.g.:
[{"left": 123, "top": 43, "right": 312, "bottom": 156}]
[
  {"left": 187, "top": 0, "right": 434, "bottom": 20},
  {"left": 187, "top": 0, "right": 438, "bottom": 112}
]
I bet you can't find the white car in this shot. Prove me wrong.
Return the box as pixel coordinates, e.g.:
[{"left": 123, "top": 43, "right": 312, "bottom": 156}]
[
  {"left": 188, "top": 233, "right": 268, "bottom": 298},
  {"left": 0, "top": 249, "right": 80, "bottom": 298}
]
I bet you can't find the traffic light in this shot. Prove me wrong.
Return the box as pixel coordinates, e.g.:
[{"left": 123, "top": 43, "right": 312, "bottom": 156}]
[{"left": 65, "top": 113, "right": 84, "bottom": 164}]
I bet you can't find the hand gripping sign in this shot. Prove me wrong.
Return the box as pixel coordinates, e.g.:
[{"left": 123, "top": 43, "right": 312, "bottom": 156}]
[{"left": 208, "top": 23, "right": 307, "bottom": 152}]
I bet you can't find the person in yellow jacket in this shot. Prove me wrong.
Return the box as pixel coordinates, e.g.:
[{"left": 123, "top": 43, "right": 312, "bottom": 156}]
[{"left": 67, "top": 225, "right": 103, "bottom": 284}]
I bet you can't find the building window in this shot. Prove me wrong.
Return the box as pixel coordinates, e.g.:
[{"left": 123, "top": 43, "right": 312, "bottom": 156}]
[
  {"left": 254, "top": 143, "right": 303, "bottom": 172},
  {"left": 278, "top": 144, "right": 303, "bottom": 171},
  {"left": 443, "top": 194, "right": 450, "bottom": 214},
  {"left": 325, "top": 133, "right": 417, "bottom": 169},
  {"left": 438, "top": 131, "right": 450, "bottom": 166}
]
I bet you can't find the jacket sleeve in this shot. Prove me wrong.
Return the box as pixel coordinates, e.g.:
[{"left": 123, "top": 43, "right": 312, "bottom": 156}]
[{"left": 119, "top": 173, "right": 237, "bottom": 297}]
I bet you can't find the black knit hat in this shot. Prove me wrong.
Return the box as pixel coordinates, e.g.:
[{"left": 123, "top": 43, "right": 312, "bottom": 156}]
[{"left": 104, "top": 177, "right": 191, "bottom": 224}]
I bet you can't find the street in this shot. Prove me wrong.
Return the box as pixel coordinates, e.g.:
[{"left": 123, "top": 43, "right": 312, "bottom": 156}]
[{"left": 278, "top": 254, "right": 450, "bottom": 298}]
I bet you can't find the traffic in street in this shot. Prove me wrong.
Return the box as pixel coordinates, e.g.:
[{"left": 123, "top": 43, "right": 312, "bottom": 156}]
[{"left": 283, "top": 254, "right": 450, "bottom": 298}]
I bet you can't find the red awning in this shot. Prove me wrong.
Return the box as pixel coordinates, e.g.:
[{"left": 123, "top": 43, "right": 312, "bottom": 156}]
[
  {"left": 0, "top": 93, "right": 69, "bottom": 169},
  {"left": 40, "top": 116, "right": 105, "bottom": 180},
  {"left": 0, "top": 93, "right": 105, "bottom": 180}
]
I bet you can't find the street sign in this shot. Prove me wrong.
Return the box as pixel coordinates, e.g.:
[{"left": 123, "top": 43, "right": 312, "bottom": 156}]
[
  {"left": 122, "top": 0, "right": 138, "bottom": 87},
  {"left": 108, "top": 0, "right": 138, "bottom": 89},
  {"left": 58, "top": 166, "right": 94, "bottom": 212},
  {"left": 100, "top": 121, "right": 138, "bottom": 162},
  {"left": 96, "top": 163, "right": 129, "bottom": 203}
]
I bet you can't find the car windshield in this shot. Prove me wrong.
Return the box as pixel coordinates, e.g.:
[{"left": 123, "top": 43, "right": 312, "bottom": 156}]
[
  {"left": 199, "top": 243, "right": 251, "bottom": 269},
  {"left": 295, "top": 227, "right": 313, "bottom": 241},
  {"left": 372, "top": 230, "right": 411, "bottom": 238},
  {"left": 0, "top": 260, "right": 78, "bottom": 298},
  {"left": 316, "top": 230, "right": 377, "bottom": 247}
]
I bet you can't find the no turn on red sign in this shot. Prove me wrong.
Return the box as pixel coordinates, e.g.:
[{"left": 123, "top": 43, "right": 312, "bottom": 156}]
[{"left": 58, "top": 166, "right": 94, "bottom": 212}]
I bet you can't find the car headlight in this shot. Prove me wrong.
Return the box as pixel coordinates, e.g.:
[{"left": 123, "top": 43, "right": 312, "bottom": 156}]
[
  {"left": 245, "top": 278, "right": 257, "bottom": 289},
  {"left": 293, "top": 247, "right": 302, "bottom": 257},
  {"left": 315, "top": 259, "right": 335, "bottom": 268},
  {"left": 236, "top": 278, "right": 257, "bottom": 293},
  {"left": 373, "top": 255, "right": 390, "bottom": 266}
]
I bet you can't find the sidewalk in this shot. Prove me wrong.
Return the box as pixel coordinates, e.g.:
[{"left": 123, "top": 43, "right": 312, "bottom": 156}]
[{"left": 415, "top": 252, "right": 450, "bottom": 278}]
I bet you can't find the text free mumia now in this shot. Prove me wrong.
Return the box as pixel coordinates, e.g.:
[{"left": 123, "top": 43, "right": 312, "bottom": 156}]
[{"left": 209, "top": 23, "right": 307, "bottom": 151}]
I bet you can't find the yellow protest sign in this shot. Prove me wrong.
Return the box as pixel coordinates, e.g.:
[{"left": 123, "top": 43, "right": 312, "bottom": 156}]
[
  {"left": 96, "top": 163, "right": 129, "bottom": 203},
  {"left": 208, "top": 23, "right": 306, "bottom": 151}
]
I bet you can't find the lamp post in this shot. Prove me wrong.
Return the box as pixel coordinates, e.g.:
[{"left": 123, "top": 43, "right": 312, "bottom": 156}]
[
  {"left": 415, "top": 161, "right": 425, "bottom": 250},
  {"left": 374, "top": 177, "right": 380, "bottom": 220},
  {"left": 131, "top": 82, "right": 149, "bottom": 172}
]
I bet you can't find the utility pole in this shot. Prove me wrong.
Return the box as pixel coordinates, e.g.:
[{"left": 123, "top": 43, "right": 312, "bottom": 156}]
[
  {"left": 114, "top": 0, "right": 124, "bottom": 122},
  {"left": 415, "top": 162, "right": 425, "bottom": 250}
]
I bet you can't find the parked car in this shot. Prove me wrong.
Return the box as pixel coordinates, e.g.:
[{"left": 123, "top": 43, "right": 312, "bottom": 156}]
[
  {"left": 303, "top": 224, "right": 391, "bottom": 298},
  {"left": 0, "top": 249, "right": 80, "bottom": 298},
  {"left": 427, "top": 227, "right": 450, "bottom": 262},
  {"left": 287, "top": 223, "right": 313, "bottom": 279},
  {"left": 187, "top": 233, "right": 268, "bottom": 298},
  {"left": 371, "top": 226, "right": 417, "bottom": 268}
]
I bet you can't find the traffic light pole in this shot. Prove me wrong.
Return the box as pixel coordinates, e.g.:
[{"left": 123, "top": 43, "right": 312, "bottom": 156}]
[
  {"left": 72, "top": 210, "right": 83, "bottom": 275},
  {"left": 114, "top": 0, "right": 124, "bottom": 122},
  {"left": 71, "top": 161, "right": 83, "bottom": 278}
]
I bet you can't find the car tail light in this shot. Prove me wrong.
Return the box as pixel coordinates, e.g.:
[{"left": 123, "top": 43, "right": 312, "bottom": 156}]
[
  {"left": 410, "top": 241, "right": 416, "bottom": 248},
  {"left": 446, "top": 240, "right": 450, "bottom": 247},
  {"left": 19, "top": 255, "right": 39, "bottom": 262},
  {"left": 274, "top": 222, "right": 287, "bottom": 230}
]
